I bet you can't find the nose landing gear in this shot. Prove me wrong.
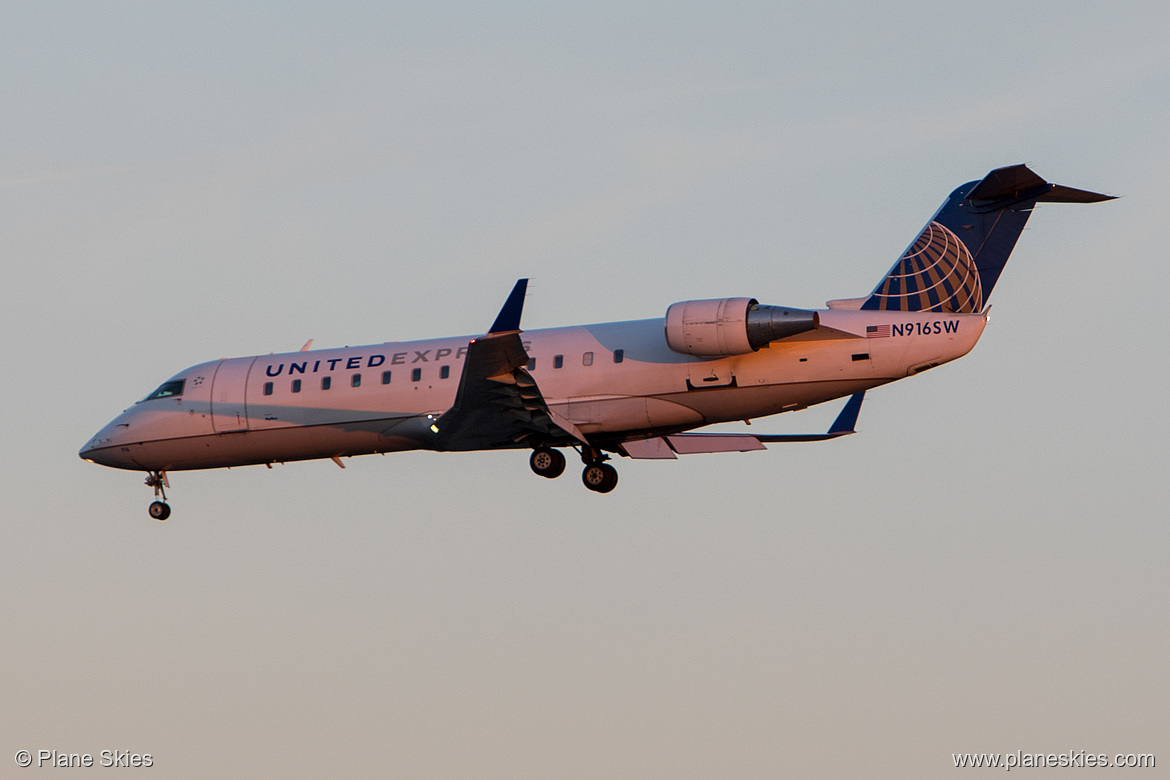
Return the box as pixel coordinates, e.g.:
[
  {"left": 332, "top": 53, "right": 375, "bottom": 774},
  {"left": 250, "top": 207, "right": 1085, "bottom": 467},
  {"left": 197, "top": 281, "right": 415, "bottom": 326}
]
[{"left": 145, "top": 471, "right": 171, "bottom": 521}]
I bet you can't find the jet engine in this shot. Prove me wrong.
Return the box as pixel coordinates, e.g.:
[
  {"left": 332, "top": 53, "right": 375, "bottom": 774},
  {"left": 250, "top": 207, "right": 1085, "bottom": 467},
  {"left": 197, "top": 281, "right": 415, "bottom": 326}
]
[{"left": 664, "top": 297, "right": 818, "bottom": 357}]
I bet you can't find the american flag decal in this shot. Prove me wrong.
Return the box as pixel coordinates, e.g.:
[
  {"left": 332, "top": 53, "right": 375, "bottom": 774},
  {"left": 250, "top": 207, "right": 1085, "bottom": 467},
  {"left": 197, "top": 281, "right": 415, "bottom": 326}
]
[{"left": 866, "top": 324, "right": 891, "bottom": 338}]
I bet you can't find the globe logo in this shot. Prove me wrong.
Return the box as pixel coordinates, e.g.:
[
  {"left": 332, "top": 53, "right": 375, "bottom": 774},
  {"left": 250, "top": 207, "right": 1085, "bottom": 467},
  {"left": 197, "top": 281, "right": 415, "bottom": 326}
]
[{"left": 871, "top": 221, "right": 983, "bottom": 313}]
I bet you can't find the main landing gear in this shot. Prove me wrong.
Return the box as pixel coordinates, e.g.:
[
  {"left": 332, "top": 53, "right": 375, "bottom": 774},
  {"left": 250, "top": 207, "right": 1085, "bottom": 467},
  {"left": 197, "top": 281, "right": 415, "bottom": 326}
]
[
  {"left": 528, "top": 446, "right": 618, "bottom": 493},
  {"left": 581, "top": 460, "right": 618, "bottom": 493},
  {"left": 144, "top": 471, "right": 171, "bottom": 521},
  {"left": 529, "top": 447, "right": 566, "bottom": 479}
]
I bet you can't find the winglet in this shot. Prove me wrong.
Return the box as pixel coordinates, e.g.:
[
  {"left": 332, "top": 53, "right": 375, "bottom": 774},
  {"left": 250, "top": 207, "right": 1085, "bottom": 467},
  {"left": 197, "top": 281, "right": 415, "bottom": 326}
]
[
  {"left": 827, "top": 391, "right": 865, "bottom": 435},
  {"left": 753, "top": 391, "right": 865, "bottom": 443},
  {"left": 488, "top": 279, "right": 529, "bottom": 334}
]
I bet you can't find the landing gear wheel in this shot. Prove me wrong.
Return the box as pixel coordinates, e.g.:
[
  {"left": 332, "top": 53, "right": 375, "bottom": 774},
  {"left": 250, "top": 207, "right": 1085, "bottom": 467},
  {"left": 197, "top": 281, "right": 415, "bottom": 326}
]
[
  {"left": 530, "top": 447, "right": 566, "bottom": 479},
  {"left": 145, "top": 471, "right": 172, "bottom": 520},
  {"left": 581, "top": 462, "right": 618, "bottom": 493}
]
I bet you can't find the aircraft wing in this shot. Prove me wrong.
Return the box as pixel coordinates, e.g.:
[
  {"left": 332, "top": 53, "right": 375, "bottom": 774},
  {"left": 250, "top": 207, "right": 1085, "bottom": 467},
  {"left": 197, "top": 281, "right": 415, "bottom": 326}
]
[
  {"left": 620, "top": 391, "right": 865, "bottom": 459},
  {"left": 431, "top": 280, "right": 588, "bottom": 451},
  {"left": 753, "top": 390, "right": 865, "bottom": 442}
]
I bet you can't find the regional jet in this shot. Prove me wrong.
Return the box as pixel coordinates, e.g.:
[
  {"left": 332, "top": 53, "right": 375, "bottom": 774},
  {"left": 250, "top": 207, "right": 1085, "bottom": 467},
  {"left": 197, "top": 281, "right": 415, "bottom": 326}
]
[{"left": 80, "top": 165, "right": 1112, "bottom": 519}]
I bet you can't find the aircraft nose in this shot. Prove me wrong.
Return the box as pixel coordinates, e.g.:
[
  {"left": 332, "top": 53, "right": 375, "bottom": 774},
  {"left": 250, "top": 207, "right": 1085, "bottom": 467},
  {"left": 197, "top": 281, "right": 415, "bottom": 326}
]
[
  {"left": 80, "top": 431, "right": 115, "bottom": 466},
  {"left": 79, "top": 416, "right": 136, "bottom": 469}
]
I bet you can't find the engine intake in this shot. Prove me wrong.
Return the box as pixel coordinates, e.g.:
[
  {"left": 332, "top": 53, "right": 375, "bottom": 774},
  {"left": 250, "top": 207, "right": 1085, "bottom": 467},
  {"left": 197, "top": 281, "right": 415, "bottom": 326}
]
[{"left": 665, "top": 297, "right": 818, "bottom": 357}]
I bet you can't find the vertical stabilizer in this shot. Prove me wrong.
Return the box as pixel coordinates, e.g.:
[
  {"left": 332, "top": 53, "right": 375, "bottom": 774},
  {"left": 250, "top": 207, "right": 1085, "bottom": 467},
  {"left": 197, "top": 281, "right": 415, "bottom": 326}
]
[{"left": 861, "top": 165, "right": 1113, "bottom": 312}]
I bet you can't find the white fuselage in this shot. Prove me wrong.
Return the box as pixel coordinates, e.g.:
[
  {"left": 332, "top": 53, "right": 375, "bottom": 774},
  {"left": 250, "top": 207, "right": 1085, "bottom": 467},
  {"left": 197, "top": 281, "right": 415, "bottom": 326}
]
[{"left": 80, "top": 308, "right": 986, "bottom": 472}]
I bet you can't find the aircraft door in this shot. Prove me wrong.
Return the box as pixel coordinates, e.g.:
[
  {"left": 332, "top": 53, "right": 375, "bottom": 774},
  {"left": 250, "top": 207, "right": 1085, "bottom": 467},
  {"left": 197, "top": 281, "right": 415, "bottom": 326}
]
[
  {"left": 210, "top": 358, "right": 254, "bottom": 432},
  {"left": 686, "top": 360, "right": 736, "bottom": 389}
]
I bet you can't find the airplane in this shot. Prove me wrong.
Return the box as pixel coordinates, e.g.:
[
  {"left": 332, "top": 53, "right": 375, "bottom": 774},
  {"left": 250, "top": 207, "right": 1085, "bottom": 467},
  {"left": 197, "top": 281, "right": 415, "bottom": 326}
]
[{"left": 80, "top": 164, "right": 1112, "bottom": 520}]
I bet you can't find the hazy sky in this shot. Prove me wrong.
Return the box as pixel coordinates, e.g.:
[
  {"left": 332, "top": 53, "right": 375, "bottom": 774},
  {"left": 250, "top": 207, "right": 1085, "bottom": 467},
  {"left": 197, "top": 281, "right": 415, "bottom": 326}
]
[{"left": 3, "top": 2, "right": 1168, "bottom": 777}]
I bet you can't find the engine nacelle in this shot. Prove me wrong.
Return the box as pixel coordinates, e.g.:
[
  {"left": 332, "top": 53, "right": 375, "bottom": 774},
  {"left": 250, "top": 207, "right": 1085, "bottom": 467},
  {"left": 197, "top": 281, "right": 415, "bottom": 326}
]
[{"left": 664, "top": 297, "right": 818, "bottom": 357}]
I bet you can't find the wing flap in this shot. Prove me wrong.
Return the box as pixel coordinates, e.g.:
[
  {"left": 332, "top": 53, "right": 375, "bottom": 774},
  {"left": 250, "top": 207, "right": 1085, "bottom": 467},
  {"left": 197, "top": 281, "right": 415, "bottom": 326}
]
[
  {"left": 621, "top": 437, "right": 678, "bottom": 459},
  {"left": 667, "top": 434, "right": 767, "bottom": 454}
]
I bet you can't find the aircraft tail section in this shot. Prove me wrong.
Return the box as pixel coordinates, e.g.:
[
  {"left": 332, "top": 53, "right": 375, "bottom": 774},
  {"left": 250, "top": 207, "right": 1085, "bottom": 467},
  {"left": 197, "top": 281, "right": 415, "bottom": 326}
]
[{"left": 861, "top": 165, "right": 1113, "bottom": 313}]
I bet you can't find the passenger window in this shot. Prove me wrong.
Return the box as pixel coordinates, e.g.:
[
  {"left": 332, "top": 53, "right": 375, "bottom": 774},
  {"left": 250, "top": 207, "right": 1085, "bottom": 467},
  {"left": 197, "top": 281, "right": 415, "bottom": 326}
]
[
  {"left": 527, "top": 358, "right": 537, "bottom": 371},
  {"left": 291, "top": 379, "right": 302, "bottom": 393},
  {"left": 263, "top": 382, "right": 273, "bottom": 396},
  {"left": 440, "top": 365, "right": 450, "bottom": 379},
  {"left": 411, "top": 368, "right": 421, "bottom": 382},
  {"left": 143, "top": 380, "right": 185, "bottom": 401},
  {"left": 352, "top": 373, "right": 361, "bottom": 388},
  {"left": 382, "top": 371, "right": 392, "bottom": 385},
  {"left": 582, "top": 351, "right": 593, "bottom": 366},
  {"left": 554, "top": 355, "right": 564, "bottom": 369},
  {"left": 322, "top": 376, "right": 332, "bottom": 390},
  {"left": 613, "top": 349, "right": 625, "bottom": 364}
]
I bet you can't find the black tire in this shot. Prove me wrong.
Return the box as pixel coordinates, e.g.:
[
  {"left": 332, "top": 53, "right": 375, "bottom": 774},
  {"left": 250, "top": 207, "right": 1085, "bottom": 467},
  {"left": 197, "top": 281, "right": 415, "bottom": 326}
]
[
  {"left": 582, "top": 462, "right": 618, "bottom": 493},
  {"left": 530, "top": 447, "right": 566, "bottom": 479},
  {"left": 596, "top": 463, "right": 618, "bottom": 493},
  {"left": 148, "top": 501, "right": 171, "bottom": 521}
]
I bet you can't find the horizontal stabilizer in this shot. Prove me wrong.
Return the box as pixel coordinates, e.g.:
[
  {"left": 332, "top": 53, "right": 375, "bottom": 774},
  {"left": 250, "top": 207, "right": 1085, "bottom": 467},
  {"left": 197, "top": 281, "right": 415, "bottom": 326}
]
[
  {"left": 1037, "top": 184, "right": 1116, "bottom": 203},
  {"left": 968, "top": 164, "right": 1115, "bottom": 204}
]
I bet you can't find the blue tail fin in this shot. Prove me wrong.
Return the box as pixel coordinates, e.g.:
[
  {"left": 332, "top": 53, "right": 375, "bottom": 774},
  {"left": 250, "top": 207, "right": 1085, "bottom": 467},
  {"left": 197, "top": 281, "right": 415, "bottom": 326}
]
[{"left": 861, "top": 165, "right": 1113, "bottom": 312}]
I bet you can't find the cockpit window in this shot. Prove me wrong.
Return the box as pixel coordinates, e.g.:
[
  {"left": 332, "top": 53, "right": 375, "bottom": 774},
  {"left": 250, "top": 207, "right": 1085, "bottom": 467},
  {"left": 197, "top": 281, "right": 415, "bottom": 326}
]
[{"left": 143, "top": 380, "right": 185, "bottom": 401}]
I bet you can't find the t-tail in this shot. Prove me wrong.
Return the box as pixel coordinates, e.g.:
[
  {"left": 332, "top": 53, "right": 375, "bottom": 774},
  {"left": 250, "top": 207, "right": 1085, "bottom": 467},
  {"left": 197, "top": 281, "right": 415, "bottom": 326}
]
[{"left": 861, "top": 164, "right": 1114, "bottom": 313}]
